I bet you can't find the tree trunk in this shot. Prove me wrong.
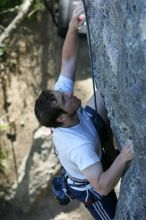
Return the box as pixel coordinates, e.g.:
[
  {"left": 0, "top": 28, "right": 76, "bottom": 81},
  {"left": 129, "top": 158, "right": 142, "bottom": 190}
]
[{"left": 83, "top": 0, "right": 146, "bottom": 219}]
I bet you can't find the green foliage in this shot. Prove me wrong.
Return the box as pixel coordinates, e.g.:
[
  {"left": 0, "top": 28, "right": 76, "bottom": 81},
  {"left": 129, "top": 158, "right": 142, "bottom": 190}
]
[
  {"left": 0, "top": 123, "right": 8, "bottom": 172},
  {"left": 28, "top": 0, "right": 43, "bottom": 18},
  {"left": 0, "top": 46, "right": 5, "bottom": 57},
  {"left": 0, "top": 0, "right": 44, "bottom": 15},
  {"left": 0, "top": 0, "right": 22, "bottom": 12},
  {"left": 0, "top": 147, "right": 6, "bottom": 171},
  {"left": 0, "top": 124, "right": 8, "bottom": 133},
  {"left": 0, "top": 148, "right": 5, "bottom": 160},
  {"left": 0, "top": 0, "right": 45, "bottom": 20}
]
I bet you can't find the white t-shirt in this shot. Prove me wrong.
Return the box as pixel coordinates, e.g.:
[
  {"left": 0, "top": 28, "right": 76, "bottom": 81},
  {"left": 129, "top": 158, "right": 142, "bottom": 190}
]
[{"left": 52, "top": 75, "right": 102, "bottom": 180}]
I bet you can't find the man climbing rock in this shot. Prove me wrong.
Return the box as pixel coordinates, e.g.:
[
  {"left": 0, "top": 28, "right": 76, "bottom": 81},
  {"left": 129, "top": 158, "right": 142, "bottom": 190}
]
[{"left": 34, "top": 2, "right": 134, "bottom": 219}]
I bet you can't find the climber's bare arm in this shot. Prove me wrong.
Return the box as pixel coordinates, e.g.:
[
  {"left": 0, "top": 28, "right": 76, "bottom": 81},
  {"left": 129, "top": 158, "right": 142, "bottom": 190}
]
[
  {"left": 82, "top": 140, "right": 134, "bottom": 196},
  {"left": 60, "top": 3, "right": 84, "bottom": 81}
]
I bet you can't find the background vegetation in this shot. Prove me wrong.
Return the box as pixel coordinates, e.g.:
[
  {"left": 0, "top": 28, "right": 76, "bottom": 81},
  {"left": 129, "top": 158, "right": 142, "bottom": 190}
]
[{"left": 0, "top": 0, "right": 22, "bottom": 11}]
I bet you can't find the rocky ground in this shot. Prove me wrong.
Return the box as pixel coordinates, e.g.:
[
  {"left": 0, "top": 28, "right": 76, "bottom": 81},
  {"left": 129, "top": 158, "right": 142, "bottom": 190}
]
[{"left": 27, "top": 191, "right": 93, "bottom": 220}]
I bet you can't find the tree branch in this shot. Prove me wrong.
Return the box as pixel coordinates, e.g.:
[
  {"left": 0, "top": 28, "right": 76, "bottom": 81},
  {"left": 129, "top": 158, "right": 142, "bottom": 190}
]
[
  {"left": 0, "top": 0, "right": 34, "bottom": 46},
  {"left": 0, "top": 5, "right": 19, "bottom": 15}
]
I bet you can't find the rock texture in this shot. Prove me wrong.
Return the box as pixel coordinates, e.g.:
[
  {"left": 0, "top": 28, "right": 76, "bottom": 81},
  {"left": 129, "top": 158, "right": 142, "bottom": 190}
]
[{"left": 84, "top": 0, "right": 146, "bottom": 219}]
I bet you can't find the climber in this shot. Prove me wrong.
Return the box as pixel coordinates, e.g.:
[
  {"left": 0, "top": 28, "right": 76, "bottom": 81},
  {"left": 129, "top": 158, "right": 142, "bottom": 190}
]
[{"left": 34, "top": 2, "right": 134, "bottom": 220}]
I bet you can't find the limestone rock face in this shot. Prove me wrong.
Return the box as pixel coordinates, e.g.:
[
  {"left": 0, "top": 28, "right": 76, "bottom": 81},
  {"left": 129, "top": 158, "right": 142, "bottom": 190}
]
[{"left": 84, "top": 0, "right": 146, "bottom": 219}]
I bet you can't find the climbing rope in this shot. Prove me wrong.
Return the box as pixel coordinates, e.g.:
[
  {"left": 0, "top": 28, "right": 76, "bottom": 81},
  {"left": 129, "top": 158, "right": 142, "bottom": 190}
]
[{"left": 82, "top": 0, "right": 98, "bottom": 113}]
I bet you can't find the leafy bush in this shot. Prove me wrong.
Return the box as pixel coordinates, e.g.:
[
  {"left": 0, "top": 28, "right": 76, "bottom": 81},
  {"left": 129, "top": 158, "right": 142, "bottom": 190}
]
[{"left": 0, "top": 0, "right": 22, "bottom": 12}]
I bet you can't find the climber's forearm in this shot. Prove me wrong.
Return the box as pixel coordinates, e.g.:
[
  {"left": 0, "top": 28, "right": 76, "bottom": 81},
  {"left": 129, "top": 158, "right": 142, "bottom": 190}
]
[
  {"left": 60, "top": 25, "right": 79, "bottom": 80},
  {"left": 60, "top": 2, "right": 84, "bottom": 80},
  {"left": 97, "top": 153, "right": 128, "bottom": 195},
  {"left": 82, "top": 140, "right": 134, "bottom": 196}
]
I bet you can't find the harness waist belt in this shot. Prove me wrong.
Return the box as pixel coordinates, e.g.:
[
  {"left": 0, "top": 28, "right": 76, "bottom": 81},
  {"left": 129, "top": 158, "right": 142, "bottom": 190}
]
[{"left": 66, "top": 172, "right": 89, "bottom": 184}]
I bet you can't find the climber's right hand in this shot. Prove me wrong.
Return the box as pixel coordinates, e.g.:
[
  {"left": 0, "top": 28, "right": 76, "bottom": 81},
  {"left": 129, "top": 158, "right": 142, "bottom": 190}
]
[
  {"left": 121, "top": 139, "right": 134, "bottom": 162},
  {"left": 69, "top": 1, "right": 85, "bottom": 31}
]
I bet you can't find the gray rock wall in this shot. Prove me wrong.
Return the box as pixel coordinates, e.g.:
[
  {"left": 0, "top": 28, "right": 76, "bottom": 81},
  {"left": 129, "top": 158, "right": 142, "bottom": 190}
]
[{"left": 84, "top": 0, "right": 146, "bottom": 219}]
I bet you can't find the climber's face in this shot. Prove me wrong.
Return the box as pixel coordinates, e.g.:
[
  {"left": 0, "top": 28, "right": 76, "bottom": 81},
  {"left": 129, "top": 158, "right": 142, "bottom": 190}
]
[{"left": 51, "top": 90, "right": 81, "bottom": 116}]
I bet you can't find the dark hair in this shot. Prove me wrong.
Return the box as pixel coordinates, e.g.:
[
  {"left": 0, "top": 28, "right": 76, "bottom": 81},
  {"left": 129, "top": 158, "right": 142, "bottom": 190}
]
[{"left": 34, "top": 90, "right": 66, "bottom": 128}]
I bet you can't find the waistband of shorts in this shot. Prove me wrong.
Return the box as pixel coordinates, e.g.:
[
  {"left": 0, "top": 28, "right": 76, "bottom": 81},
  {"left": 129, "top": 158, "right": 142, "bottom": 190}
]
[
  {"left": 66, "top": 177, "right": 92, "bottom": 191},
  {"left": 66, "top": 172, "right": 89, "bottom": 183},
  {"left": 65, "top": 173, "right": 92, "bottom": 191}
]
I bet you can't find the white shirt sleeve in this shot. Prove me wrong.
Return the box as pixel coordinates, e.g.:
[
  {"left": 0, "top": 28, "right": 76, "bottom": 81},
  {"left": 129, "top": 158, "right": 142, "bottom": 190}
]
[
  {"left": 69, "top": 144, "right": 101, "bottom": 171},
  {"left": 54, "top": 75, "right": 74, "bottom": 94}
]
